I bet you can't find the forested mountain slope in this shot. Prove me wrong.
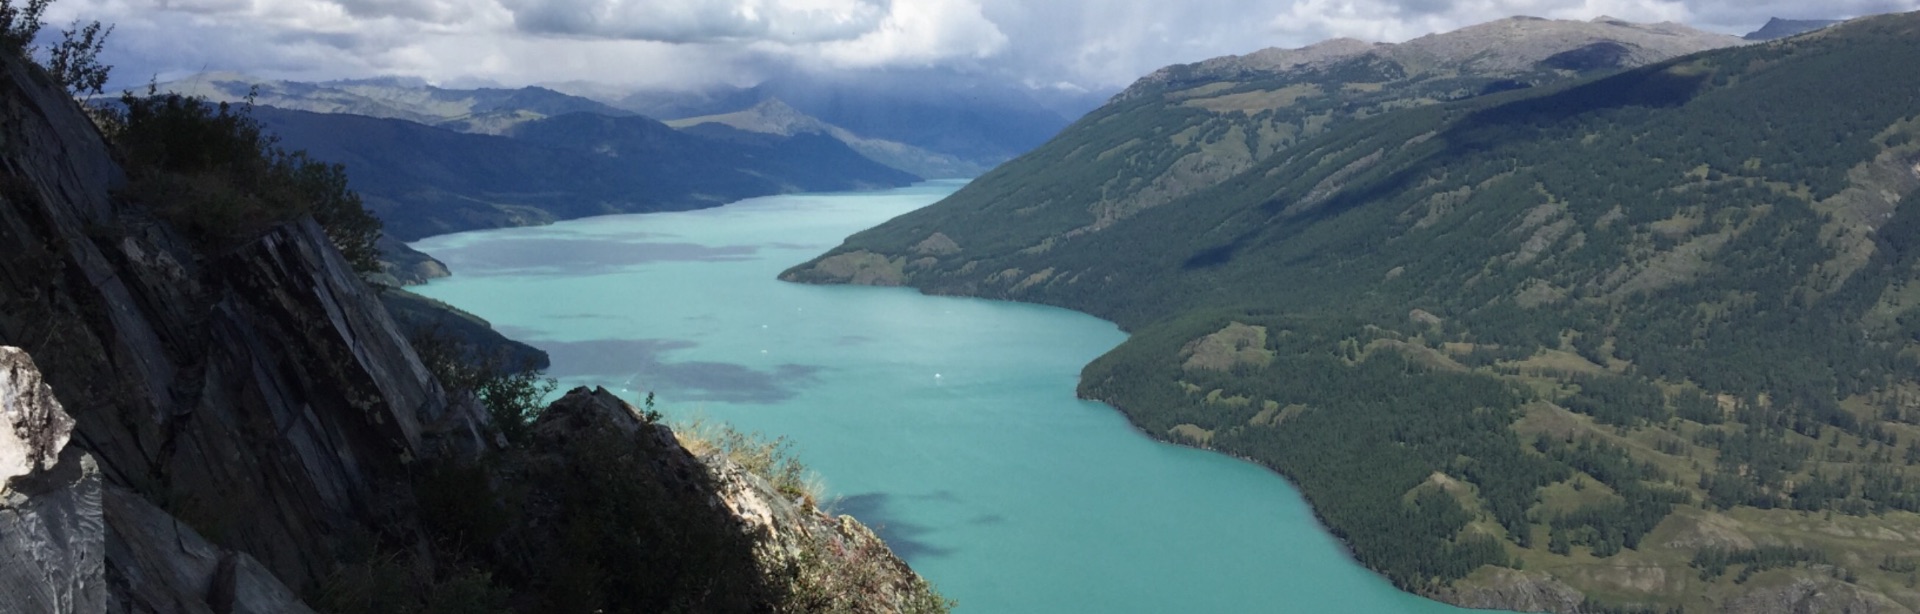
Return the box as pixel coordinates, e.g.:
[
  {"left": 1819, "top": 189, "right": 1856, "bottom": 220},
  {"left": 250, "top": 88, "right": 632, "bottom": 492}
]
[
  {"left": 786, "top": 17, "right": 1739, "bottom": 283},
  {"left": 789, "top": 12, "right": 1920, "bottom": 612}
]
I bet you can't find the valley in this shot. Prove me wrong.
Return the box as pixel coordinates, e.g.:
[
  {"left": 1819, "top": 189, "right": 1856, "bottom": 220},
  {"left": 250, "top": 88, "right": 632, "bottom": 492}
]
[{"left": 5, "top": 1, "right": 1919, "bottom": 611}]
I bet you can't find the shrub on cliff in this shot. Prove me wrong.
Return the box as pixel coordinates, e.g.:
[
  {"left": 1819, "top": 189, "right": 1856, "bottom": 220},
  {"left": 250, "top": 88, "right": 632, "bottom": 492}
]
[
  {"left": 407, "top": 326, "right": 556, "bottom": 445},
  {"left": 104, "top": 89, "right": 383, "bottom": 273},
  {"left": 1, "top": 0, "right": 112, "bottom": 98}
]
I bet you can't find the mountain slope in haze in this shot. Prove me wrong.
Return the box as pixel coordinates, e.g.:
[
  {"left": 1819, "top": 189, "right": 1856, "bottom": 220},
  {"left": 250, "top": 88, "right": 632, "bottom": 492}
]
[
  {"left": 788, "top": 12, "right": 1920, "bottom": 612},
  {"left": 1744, "top": 17, "right": 1842, "bottom": 40},
  {"left": 157, "top": 73, "right": 633, "bottom": 134},
  {"left": 615, "top": 70, "right": 1080, "bottom": 167},
  {"left": 251, "top": 107, "right": 918, "bottom": 241},
  {"left": 669, "top": 98, "right": 989, "bottom": 179}
]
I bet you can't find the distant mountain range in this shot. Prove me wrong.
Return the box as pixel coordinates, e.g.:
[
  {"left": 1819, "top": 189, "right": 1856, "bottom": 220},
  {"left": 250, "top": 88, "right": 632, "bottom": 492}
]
[
  {"left": 247, "top": 105, "right": 916, "bottom": 242},
  {"left": 786, "top": 11, "right": 1920, "bottom": 611},
  {"left": 156, "top": 73, "right": 634, "bottom": 135}
]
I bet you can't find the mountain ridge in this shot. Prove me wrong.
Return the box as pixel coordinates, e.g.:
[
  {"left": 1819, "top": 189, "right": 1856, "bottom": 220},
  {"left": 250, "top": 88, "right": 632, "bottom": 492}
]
[{"left": 156, "top": 72, "right": 635, "bottom": 134}]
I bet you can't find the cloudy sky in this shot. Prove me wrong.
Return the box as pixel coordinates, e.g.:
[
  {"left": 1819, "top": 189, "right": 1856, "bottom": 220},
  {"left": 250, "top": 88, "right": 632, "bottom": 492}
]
[{"left": 51, "top": 0, "right": 1920, "bottom": 93}]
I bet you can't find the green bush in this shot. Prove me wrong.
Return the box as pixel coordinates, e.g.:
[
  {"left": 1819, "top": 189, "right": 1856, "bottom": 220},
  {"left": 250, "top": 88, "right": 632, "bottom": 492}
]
[
  {"left": 0, "top": 0, "right": 49, "bottom": 54},
  {"left": 406, "top": 326, "right": 555, "bottom": 445},
  {"left": 108, "top": 89, "right": 383, "bottom": 273}
]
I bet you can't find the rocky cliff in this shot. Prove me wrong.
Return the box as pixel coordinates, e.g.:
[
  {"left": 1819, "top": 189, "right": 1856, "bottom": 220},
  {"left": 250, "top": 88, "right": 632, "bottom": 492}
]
[{"left": 0, "top": 44, "right": 940, "bottom": 613}]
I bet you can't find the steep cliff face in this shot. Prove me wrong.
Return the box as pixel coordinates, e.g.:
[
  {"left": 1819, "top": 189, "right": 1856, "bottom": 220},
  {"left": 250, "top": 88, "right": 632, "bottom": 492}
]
[
  {"left": 0, "top": 49, "right": 940, "bottom": 612},
  {"left": 3, "top": 345, "right": 324, "bottom": 614},
  {"left": 0, "top": 45, "right": 485, "bottom": 591}
]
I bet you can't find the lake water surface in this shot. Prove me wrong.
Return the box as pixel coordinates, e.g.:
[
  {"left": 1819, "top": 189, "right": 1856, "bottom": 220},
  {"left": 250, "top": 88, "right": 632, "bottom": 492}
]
[{"left": 410, "top": 181, "right": 1487, "bottom": 613}]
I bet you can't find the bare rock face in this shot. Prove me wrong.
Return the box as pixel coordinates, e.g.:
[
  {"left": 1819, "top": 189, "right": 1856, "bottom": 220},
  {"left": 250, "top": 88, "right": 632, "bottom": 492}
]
[
  {"left": 103, "top": 486, "right": 316, "bottom": 614},
  {"left": 1724, "top": 575, "right": 1911, "bottom": 614},
  {"left": 1439, "top": 568, "right": 1584, "bottom": 613},
  {"left": 2, "top": 346, "right": 73, "bottom": 487},
  {"left": 0, "top": 347, "right": 105, "bottom": 614},
  {"left": 0, "top": 346, "right": 314, "bottom": 614}
]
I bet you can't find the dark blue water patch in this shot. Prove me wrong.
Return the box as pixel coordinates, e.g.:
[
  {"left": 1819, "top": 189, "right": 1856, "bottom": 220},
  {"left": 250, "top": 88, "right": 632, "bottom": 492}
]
[
  {"left": 493, "top": 224, "right": 678, "bottom": 240},
  {"left": 540, "top": 338, "right": 821, "bottom": 404},
  {"left": 549, "top": 312, "right": 623, "bottom": 320},
  {"left": 831, "top": 492, "right": 956, "bottom": 561},
  {"left": 834, "top": 335, "right": 874, "bottom": 347},
  {"left": 492, "top": 324, "right": 544, "bottom": 341},
  {"left": 428, "top": 237, "right": 760, "bottom": 276},
  {"left": 968, "top": 513, "right": 1006, "bottom": 525}
]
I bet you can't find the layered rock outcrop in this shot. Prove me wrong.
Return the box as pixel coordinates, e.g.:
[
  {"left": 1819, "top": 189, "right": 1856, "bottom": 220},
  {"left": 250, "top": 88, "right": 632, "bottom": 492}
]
[
  {"left": 0, "top": 42, "right": 483, "bottom": 587},
  {"left": 0, "top": 46, "right": 938, "bottom": 612}
]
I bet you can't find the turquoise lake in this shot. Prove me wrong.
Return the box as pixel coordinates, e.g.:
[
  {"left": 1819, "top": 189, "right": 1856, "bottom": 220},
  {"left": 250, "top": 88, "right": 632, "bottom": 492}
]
[{"left": 410, "top": 180, "right": 1487, "bottom": 613}]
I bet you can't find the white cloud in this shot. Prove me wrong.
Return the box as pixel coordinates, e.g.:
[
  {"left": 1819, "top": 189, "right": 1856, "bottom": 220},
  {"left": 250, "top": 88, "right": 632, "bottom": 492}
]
[
  {"left": 811, "top": 0, "right": 1007, "bottom": 67},
  {"left": 46, "top": 0, "right": 1920, "bottom": 92}
]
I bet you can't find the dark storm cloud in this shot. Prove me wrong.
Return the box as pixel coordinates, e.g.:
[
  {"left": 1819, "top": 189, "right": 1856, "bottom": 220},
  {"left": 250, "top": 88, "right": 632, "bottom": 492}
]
[{"left": 496, "top": 0, "right": 889, "bottom": 43}]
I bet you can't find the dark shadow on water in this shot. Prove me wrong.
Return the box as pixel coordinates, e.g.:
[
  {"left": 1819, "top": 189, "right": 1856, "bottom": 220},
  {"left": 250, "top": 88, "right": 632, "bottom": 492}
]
[
  {"left": 493, "top": 324, "right": 545, "bottom": 341},
  {"left": 830, "top": 492, "right": 957, "bottom": 561},
  {"left": 968, "top": 513, "right": 1006, "bottom": 525},
  {"left": 550, "top": 312, "right": 621, "bottom": 320},
  {"left": 540, "top": 338, "right": 820, "bottom": 404}
]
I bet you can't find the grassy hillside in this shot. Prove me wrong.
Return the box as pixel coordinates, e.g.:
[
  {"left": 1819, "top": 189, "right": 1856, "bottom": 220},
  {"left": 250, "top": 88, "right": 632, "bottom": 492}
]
[{"left": 788, "top": 13, "right": 1920, "bottom": 611}]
